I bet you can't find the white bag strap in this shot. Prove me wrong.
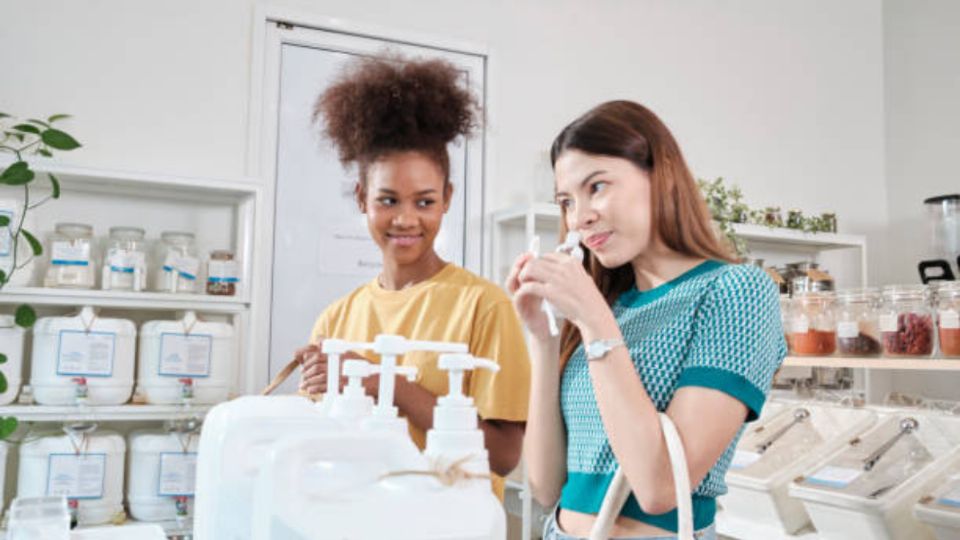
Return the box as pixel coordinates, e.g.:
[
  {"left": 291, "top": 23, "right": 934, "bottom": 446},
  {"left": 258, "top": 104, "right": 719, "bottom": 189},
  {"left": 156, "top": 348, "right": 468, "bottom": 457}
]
[{"left": 588, "top": 413, "right": 694, "bottom": 540}]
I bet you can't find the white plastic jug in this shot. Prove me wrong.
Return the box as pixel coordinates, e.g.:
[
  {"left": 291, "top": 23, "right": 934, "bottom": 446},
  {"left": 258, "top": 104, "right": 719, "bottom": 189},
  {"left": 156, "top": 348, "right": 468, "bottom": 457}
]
[
  {"left": 127, "top": 424, "right": 200, "bottom": 522},
  {"left": 137, "top": 311, "right": 234, "bottom": 405},
  {"left": 17, "top": 426, "right": 126, "bottom": 526},
  {"left": 31, "top": 307, "right": 136, "bottom": 405},
  {"left": 0, "top": 314, "right": 25, "bottom": 405}
]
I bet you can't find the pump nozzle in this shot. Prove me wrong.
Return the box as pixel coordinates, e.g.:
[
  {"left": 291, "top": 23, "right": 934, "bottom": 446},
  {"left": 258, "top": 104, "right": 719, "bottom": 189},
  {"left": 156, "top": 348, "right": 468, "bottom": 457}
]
[
  {"left": 437, "top": 354, "right": 500, "bottom": 408},
  {"left": 370, "top": 335, "right": 465, "bottom": 418},
  {"left": 321, "top": 339, "right": 374, "bottom": 397}
]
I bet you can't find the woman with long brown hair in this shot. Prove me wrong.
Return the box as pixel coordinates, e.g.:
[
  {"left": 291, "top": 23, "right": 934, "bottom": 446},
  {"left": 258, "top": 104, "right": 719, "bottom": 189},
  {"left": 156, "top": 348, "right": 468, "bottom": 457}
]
[{"left": 506, "top": 100, "right": 785, "bottom": 539}]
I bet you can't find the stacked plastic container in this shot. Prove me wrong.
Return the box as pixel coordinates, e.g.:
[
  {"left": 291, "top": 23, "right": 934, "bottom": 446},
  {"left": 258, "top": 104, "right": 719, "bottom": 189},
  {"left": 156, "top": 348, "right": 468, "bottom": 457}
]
[
  {"left": 30, "top": 307, "right": 136, "bottom": 405},
  {"left": 0, "top": 314, "right": 25, "bottom": 404},
  {"left": 914, "top": 452, "right": 960, "bottom": 540},
  {"left": 722, "top": 402, "right": 879, "bottom": 535},
  {"left": 790, "top": 410, "right": 960, "bottom": 539},
  {"left": 127, "top": 424, "right": 200, "bottom": 522}
]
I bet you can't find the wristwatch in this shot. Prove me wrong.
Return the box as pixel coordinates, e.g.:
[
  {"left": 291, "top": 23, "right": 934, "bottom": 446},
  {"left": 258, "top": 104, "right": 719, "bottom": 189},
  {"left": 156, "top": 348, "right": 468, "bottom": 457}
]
[{"left": 585, "top": 338, "right": 626, "bottom": 361}]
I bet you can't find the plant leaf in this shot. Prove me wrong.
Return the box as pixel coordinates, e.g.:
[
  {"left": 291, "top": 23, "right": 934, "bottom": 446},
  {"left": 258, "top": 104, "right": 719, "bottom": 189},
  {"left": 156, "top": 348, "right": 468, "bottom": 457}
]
[
  {"left": 49, "top": 173, "right": 61, "bottom": 198},
  {"left": 14, "top": 304, "right": 37, "bottom": 328},
  {"left": 0, "top": 353, "right": 6, "bottom": 365},
  {"left": 41, "top": 128, "right": 81, "bottom": 150},
  {"left": 0, "top": 268, "right": 6, "bottom": 285},
  {"left": 12, "top": 124, "right": 41, "bottom": 135},
  {"left": 28, "top": 118, "right": 51, "bottom": 128},
  {"left": 0, "top": 215, "right": 8, "bottom": 227},
  {"left": 48, "top": 114, "right": 71, "bottom": 123},
  {"left": 0, "top": 416, "right": 18, "bottom": 439},
  {"left": 0, "top": 375, "right": 7, "bottom": 394},
  {"left": 0, "top": 113, "right": 10, "bottom": 119},
  {"left": 0, "top": 161, "right": 34, "bottom": 185},
  {"left": 20, "top": 229, "right": 42, "bottom": 256},
  {"left": 37, "top": 148, "right": 52, "bottom": 158}
]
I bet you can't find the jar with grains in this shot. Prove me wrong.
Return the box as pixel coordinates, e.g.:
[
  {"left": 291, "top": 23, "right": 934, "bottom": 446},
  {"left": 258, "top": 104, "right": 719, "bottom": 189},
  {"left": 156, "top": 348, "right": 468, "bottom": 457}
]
[
  {"left": 155, "top": 231, "right": 199, "bottom": 294},
  {"left": 879, "top": 285, "right": 934, "bottom": 357},
  {"left": 835, "top": 288, "right": 882, "bottom": 356},
  {"left": 206, "top": 250, "right": 238, "bottom": 296},
  {"left": 936, "top": 281, "right": 960, "bottom": 357},
  {"left": 43, "top": 222, "right": 96, "bottom": 289},
  {"left": 102, "top": 226, "right": 147, "bottom": 292},
  {"left": 788, "top": 292, "right": 837, "bottom": 356}
]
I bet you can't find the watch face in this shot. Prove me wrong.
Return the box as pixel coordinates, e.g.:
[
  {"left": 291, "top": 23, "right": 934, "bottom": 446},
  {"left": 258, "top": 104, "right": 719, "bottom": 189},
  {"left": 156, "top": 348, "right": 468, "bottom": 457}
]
[{"left": 586, "top": 342, "right": 603, "bottom": 358}]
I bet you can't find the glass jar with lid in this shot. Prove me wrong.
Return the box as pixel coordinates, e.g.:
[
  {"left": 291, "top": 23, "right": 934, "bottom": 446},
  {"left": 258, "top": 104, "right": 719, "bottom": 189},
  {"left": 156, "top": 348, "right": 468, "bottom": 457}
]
[
  {"left": 155, "top": 231, "right": 199, "bottom": 294},
  {"left": 879, "top": 285, "right": 934, "bottom": 357},
  {"left": 835, "top": 288, "right": 882, "bottom": 357},
  {"left": 102, "top": 226, "right": 147, "bottom": 292},
  {"left": 936, "top": 281, "right": 960, "bottom": 358},
  {"left": 206, "top": 249, "right": 238, "bottom": 296},
  {"left": 43, "top": 222, "right": 96, "bottom": 289},
  {"left": 787, "top": 292, "right": 837, "bottom": 356}
]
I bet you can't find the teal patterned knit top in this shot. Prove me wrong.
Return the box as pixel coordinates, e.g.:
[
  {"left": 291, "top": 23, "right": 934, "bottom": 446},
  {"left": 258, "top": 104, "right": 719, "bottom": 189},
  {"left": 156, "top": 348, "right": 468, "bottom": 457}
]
[{"left": 559, "top": 260, "right": 786, "bottom": 532}]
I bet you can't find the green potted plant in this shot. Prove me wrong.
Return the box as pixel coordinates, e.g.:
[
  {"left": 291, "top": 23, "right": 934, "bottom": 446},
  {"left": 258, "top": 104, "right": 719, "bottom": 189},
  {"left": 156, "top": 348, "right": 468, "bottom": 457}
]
[{"left": 1, "top": 112, "right": 81, "bottom": 438}]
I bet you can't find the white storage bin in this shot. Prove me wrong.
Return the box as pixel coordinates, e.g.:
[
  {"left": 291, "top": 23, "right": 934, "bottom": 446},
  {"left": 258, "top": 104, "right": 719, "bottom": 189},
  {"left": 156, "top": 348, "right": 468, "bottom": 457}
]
[
  {"left": 17, "top": 426, "right": 126, "bottom": 526},
  {"left": 721, "top": 403, "right": 878, "bottom": 536},
  {"left": 127, "top": 427, "right": 200, "bottom": 522},
  {"left": 790, "top": 411, "right": 960, "bottom": 540},
  {"left": 137, "top": 311, "right": 234, "bottom": 405},
  {"left": 914, "top": 454, "right": 960, "bottom": 540},
  {"left": 0, "top": 315, "right": 25, "bottom": 405},
  {"left": 31, "top": 307, "right": 136, "bottom": 406}
]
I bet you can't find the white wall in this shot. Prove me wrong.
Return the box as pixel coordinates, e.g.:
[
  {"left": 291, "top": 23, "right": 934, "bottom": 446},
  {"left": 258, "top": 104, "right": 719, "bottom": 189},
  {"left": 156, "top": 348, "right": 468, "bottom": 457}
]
[{"left": 1, "top": 0, "right": 888, "bottom": 273}]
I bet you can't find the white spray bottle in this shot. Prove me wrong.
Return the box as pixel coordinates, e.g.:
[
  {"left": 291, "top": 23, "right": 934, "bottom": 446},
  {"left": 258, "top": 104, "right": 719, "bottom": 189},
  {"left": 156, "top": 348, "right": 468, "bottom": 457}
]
[{"left": 531, "top": 231, "right": 584, "bottom": 336}]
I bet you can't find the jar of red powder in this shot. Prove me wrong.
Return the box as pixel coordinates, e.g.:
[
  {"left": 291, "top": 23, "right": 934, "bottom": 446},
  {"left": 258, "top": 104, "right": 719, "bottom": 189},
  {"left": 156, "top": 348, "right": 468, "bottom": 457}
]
[
  {"left": 835, "top": 288, "right": 882, "bottom": 357},
  {"left": 879, "top": 285, "right": 934, "bottom": 357},
  {"left": 936, "top": 281, "right": 960, "bottom": 358},
  {"left": 788, "top": 292, "right": 837, "bottom": 356}
]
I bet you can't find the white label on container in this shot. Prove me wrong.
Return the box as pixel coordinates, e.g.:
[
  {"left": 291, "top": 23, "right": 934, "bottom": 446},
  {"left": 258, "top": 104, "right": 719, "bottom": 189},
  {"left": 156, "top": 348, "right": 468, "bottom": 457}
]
[
  {"left": 730, "top": 450, "right": 762, "bottom": 470},
  {"left": 791, "top": 315, "right": 809, "bottom": 334},
  {"left": 805, "top": 465, "right": 862, "bottom": 489},
  {"left": 159, "top": 333, "right": 212, "bottom": 377},
  {"left": 837, "top": 321, "right": 860, "bottom": 339},
  {"left": 0, "top": 210, "right": 12, "bottom": 257},
  {"left": 937, "top": 485, "right": 960, "bottom": 508},
  {"left": 46, "top": 453, "right": 106, "bottom": 499},
  {"left": 57, "top": 330, "right": 115, "bottom": 377},
  {"left": 51, "top": 241, "right": 90, "bottom": 266},
  {"left": 207, "top": 259, "right": 239, "bottom": 283},
  {"left": 941, "top": 310, "right": 960, "bottom": 330},
  {"left": 880, "top": 314, "right": 898, "bottom": 333},
  {"left": 158, "top": 452, "right": 198, "bottom": 496},
  {"left": 107, "top": 248, "right": 145, "bottom": 273},
  {"left": 163, "top": 254, "right": 199, "bottom": 281}
]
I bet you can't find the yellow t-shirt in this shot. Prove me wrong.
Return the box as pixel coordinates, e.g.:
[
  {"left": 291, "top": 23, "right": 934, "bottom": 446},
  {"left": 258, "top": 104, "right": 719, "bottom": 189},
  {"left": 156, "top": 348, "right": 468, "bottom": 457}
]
[{"left": 310, "top": 263, "right": 531, "bottom": 498}]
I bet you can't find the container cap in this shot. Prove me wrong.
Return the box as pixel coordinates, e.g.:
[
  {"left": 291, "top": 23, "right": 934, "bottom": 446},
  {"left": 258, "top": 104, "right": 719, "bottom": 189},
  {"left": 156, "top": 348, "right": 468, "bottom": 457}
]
[
  {"left": 923, "top": 194, "right": 960, "bottom": 205},
  {"left": 108, "top": 226, "right": 145, "bottom": 238},
  {"left": 54, "top": 222, "right": 93, "bottom": 235}
]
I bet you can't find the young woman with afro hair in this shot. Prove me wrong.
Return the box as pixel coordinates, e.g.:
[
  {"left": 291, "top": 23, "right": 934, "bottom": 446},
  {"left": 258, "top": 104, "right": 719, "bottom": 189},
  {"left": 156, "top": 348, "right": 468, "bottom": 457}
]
[{"left": 293, "top": 55, "right": 531, "bottom": 498}]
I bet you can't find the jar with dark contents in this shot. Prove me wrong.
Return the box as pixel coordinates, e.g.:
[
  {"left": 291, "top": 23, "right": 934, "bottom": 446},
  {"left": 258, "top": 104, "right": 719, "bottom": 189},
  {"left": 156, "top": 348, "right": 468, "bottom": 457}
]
[
  {"left": 788, "top": 292, "right": 837, "bottom": 356},
  {"left": 835, "top": 288, "right": 881, "bottom": 356},
  {"left": 879, "top": 285, "right": 934, "bottom": 357},
  {"left": 937, "top": 282, "right": 960, "bottom": 358},
  {"left": 206, "top": 250, "right": 238, "bottom": 296}
]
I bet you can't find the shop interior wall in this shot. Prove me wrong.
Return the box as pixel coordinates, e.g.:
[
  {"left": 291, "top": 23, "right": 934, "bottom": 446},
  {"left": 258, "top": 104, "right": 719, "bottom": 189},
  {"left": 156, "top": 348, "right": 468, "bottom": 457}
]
[{"left": 878, "top": 0, "right": 960, "bottom": 400}]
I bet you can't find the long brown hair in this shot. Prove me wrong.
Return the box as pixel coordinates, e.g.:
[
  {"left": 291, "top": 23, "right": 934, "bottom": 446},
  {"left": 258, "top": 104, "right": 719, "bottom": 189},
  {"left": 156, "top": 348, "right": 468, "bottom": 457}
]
[{"left": 551, "top": 100, "right": 736, "bottom": 368}]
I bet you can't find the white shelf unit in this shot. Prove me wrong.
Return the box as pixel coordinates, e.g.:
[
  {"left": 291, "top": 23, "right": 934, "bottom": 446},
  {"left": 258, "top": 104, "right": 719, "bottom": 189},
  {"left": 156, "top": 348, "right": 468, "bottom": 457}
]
[
  {"left": 784, "top": 355, "right": 960, "bottom": 371},
  {"left": 0, "top": 159, "right": 262, "bottom": 417}
]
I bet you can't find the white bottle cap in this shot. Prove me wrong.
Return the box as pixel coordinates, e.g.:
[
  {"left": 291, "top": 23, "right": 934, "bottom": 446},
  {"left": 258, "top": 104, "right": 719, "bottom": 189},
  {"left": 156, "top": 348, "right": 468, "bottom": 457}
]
[
  {"left": 426, "top": 354, "right": 500, "bottom": 466},
  {"left": 327, "top": 360, "right": 376, "bottom": 421},
  {"left": 320, "top": 339, "right": 373, "bottom": 398}
]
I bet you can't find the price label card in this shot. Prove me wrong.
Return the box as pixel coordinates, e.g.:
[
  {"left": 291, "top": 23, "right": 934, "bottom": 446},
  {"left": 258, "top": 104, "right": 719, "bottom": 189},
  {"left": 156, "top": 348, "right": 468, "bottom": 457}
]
[
  {"left": 46, "top": 453, "right": 106, "bottom": 499},
  {"left": 159, "top": 333, "right": 212, "bottom": 377},
  {"left": 940, "top": 310, "right": 960, "bottom": 330},
  {"left": 51, "top": 241, "right": 90, "bottom": 266},
  {"left": 158, "top": 452, "right": 198, "bottom": 496},
  {"left": 880, "top": 314, "right": 898, "bottom": 333},
  {"left": 57, "top": 330, "right": 115, "bottom": 377},
  {"left": 805, "top": 465, "right": 862, "bottom": 489},
  {"left": 730, "top": 450, "right": 762, "bottom": 470},
  {"left": 837, "top": 321, "right": 859, "bottom": 339}
]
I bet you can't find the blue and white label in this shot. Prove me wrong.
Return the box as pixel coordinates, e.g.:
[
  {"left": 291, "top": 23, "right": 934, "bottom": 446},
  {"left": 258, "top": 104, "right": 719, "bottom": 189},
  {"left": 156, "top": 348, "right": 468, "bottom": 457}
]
[
  {"left": 51, "top": 241, "right": 90, "bottom": 266},
  {"left": 46, "top": 453, "right": 106, "bottom": 499},
  {"left": 158, "top": 452, "right": 197, "bottom": 497},
  {"left": 0, "top": 209, "right": 13, "bottom": 257},
  {"left": 107, "top": 248, "right": 145, "bottom": 274},
  {"left": 57, "top": 330, "right": 116, "bottom": 377},
  {"left": 159, "top": 333, "right": 212, "bottom": 377},
  {"left": 207, "top": 259, "right": 239, "bottom": 283},
  {"left": 805, "top": 465, "right": 862, "bottom": 489},
  {"left": 163, "top": 254, "right": 199, "bottom": 281}
]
